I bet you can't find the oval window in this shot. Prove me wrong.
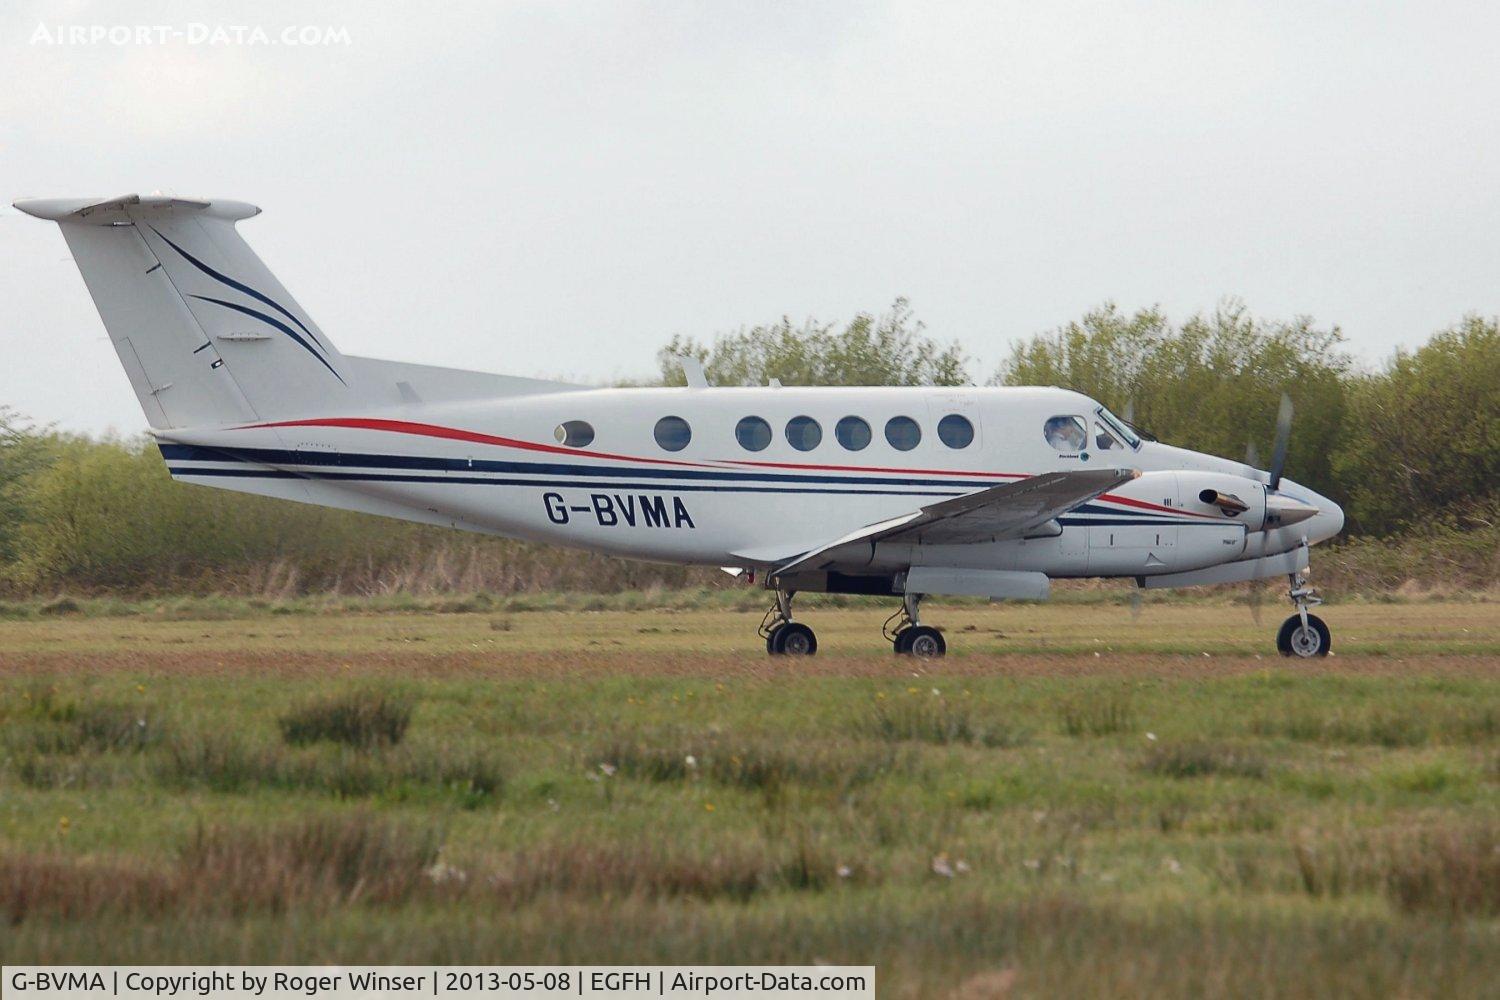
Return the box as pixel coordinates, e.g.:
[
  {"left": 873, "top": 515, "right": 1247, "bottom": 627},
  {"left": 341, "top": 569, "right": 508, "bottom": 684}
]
[
  {"left": 937, "top": 414, "right": 974, "bottom": 449},
  {"left": 785, "top": 415, "right": 822, "bottom": 451},
  {"left": 885, "top": 415, "right": 921, "bottom": 451},
  {"left": 835, "top": 415, "right": 871, "bottom": 451},
  {"left": 735, "top": 416, "right": 771, "bottom": 452},
  {"left": 553, "top": 420, "right": 595, "bottom": 448},
  {"left": 654, "top": 415, "right": 692, "bottom": 452}
]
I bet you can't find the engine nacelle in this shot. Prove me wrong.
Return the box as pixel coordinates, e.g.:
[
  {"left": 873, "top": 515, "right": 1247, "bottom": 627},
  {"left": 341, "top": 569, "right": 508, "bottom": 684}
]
[{"left": 1080, "top": 470, "right": 1257, "bottom": 575}]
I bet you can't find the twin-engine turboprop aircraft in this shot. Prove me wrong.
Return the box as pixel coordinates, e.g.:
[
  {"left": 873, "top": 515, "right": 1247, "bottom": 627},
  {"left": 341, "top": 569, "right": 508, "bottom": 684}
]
[{"left": 17, "top": 194, "right": 1345, "bottom": 657}]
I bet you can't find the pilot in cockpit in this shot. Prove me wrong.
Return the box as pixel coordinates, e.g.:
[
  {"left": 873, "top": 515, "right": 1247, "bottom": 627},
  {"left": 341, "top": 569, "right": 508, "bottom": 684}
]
[{"left": 1044, "top": 416, "right": 1087, "bottom": 452}]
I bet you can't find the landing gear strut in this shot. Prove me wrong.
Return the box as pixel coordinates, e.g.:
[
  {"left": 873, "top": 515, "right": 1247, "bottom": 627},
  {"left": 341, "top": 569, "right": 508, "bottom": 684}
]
[
  {"left": 884, "top": 591, "right": 946, "bottom": 658},
  {"left": 1277, "top": 570, "right": 1330, "bottom": 658},
  {"left": 761, "top": 589, "right": 817, "bottom": 656}
]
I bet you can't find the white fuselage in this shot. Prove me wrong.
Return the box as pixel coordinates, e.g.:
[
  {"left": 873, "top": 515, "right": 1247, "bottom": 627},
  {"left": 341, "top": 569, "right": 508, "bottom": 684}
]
[{"left": 160, "top": 385, "right": 1344, "bottom": 581}]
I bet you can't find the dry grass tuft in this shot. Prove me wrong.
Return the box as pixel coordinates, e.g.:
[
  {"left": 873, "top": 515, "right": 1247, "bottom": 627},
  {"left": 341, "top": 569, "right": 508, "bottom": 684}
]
[
  {"left": 180, "top": 813, "right": 443, "bottom": 912},
  {"left": 1384, "top": 824, "right": 1500, "bottom": 917},
  {"left": 1058, "top": 690, "right": 1135, "bottom": 737},
  {"left": 860, "top": 699, "right": 1029, "bottom": 748},
  {"left": 488, "top": 839, "right": 854, "bottom": 903},
  {"left": 0, "top": 854, "right": 176, "bottom": 924},
  {"left": 1253, "top": 704, "right": 1498, "bottom": 747},
  {"left": 593, "top": 734, "right": 899, "bottom": 793},
  {"left": 157, "top": 732, "right": 503, "bottom": 806},
  {"left": 1142, "top": 742, "right": 1269, "bottom": 779},
  {"left": 278, "top": 689, "right": 413, "bottom": 748}
]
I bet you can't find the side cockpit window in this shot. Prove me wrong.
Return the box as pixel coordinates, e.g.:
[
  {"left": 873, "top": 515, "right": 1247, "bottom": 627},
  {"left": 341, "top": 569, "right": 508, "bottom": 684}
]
[
  {"left": 1094, "top": 421, "right": 1123, "bottom": 450},
  {"left": 1043, "top": 415, "right": 1087, "bottom": 452}
]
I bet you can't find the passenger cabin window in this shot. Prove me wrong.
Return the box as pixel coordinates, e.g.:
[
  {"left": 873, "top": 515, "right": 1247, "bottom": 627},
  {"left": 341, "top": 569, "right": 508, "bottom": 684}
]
[
  {"left": 937, "top": 414, "right": 974, "bottom": 449},
  {"left": 885, "top": 416, "right": 921, "bottom": 451},
  {"left": 554, "top": 421, "right": 595, "bottom": 448},
  {"left": 835, "top": 416, "right": 871, "bottom": 451},
  {"left": 654, "top": 415, "right": 692, "bottom": 452},
  {"left": 785, "top": 415, "right": 822, "bottom": 451},
  {"left": 735, "top": 416, "right": 771, "bottom": 452},
  {"left": 1094, "top": 420, "right": 1123, "bottom": 450},
  {"left": 1044, "top": 415, "right": 1087, "bottom": 452}
]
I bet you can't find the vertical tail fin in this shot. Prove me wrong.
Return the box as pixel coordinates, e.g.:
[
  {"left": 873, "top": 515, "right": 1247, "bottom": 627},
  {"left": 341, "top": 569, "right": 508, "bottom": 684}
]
[{"left": 15, "top": 194, "right": 351, "bottom": 428}]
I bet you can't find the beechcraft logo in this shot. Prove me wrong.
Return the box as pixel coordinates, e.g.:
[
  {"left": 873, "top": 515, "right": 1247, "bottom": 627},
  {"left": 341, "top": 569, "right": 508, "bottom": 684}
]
[{"left": 149, "top": 226, "right": 345, "bottom": 384}]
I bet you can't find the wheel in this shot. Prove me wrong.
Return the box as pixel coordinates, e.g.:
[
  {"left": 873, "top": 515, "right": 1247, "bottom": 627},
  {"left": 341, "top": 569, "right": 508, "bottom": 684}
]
[
  {"left": 765, "top": 623, "right": 785, "bottom": 655},
  {"left": 1277, "top": 613, "right": 1330, "bottom": 658},
  {"left": 769, "top": 621, "right": 817, "bottom": 656},
  {"left": 897, "top": 625, "right": 946, "bottom": 658}
]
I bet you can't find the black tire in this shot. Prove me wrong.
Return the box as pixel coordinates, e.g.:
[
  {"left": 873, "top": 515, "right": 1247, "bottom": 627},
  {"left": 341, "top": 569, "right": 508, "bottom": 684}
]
[
  {"left": 898, "top": 625, "right": 946, "bottom": 658},
  {"left": 892, "top": 628, "right": 914, "bottom": 655},
  {"left": 1277, "top": 613, "right": 1330, "bottom": 658},
  {"left": 766, "top": 624, "right": 785, "bottom": 655},
  {"left": 772, "top": 622, "right": 817, "bottom": 656}
]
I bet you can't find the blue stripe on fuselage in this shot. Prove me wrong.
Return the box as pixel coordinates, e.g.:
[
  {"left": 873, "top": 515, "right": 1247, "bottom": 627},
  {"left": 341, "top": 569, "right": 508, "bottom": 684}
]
[
  {"left": 159, "top": 446, "right": 1214, "bottom": 525},
  {"left": 158, "top": 443, "right": 1189, "bottom": 517}
]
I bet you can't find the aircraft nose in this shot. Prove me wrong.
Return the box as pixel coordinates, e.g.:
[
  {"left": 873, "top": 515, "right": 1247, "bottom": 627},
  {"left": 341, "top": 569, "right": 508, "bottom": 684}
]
[
  {"left": 1321, "top": 498, "right": 1346, "bottom": 541},
  {"left": 1301, "top": 489, "right": 1344, "bottom": 544},
  {"left": 1272, "top": 479, "right": 1343, "bottom": 544}
]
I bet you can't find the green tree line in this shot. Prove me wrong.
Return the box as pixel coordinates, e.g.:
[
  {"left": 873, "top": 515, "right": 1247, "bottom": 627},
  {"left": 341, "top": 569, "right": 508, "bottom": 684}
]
[{"left": 0, "top": 300, "right": 1494, "bottom": 596}]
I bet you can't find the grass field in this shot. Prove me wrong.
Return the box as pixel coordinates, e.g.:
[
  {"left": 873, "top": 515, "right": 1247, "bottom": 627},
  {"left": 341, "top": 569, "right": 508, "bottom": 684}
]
[{"left": 1, "top": 599, "right": 1497, "bottom": 998}]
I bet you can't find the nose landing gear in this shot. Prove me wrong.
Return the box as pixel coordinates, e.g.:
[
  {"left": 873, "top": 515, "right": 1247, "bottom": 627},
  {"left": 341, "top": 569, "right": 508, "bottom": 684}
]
[
  {"left": 761, "top": 589, "right": 817, "bottom": 655},
  {"left": 884, "top": 591, "right": 946, "bottom": 658},
  {"left": 1277, "top": 571, "right": 1331, "bottom": 658}
]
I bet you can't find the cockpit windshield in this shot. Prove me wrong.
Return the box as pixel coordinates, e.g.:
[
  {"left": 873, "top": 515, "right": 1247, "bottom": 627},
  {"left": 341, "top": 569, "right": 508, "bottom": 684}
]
[{"left": 1095, "top": 406, "right": 1141, "bottom": 449}]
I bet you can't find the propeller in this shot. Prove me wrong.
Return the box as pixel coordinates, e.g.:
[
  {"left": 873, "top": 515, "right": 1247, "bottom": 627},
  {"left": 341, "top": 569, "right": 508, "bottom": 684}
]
[
  {"left": 1267, "top": 393, "right": 1293, "bottom": 490},
  {"left": 1245, "top": 393, "right": 1296, "bottom": 622}
]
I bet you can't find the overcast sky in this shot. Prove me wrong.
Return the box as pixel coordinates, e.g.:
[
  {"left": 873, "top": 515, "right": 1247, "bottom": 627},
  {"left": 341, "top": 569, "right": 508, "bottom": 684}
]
[{"left": 3, "top": 1, "right": 1496, "bottom": 434}]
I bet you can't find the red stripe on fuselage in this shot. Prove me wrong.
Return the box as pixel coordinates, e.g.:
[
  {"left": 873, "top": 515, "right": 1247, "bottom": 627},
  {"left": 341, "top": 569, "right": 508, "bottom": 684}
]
[{"left": 238, "top": 417, "right": 714, "bottom": 468}]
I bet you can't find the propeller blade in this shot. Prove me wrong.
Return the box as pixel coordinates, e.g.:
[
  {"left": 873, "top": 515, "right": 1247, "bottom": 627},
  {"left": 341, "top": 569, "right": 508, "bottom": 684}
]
[
  {"left": 1245, "top": 440, "right": 1261, "bottom": 470},
  {"left": 1130, "top": 583, "right": 1143, "bottom": 621},
  {"left": 1268, "top": 393, "right": 1293, "bottom": 490},
  {"left": 1247, "top": 580, "right": 1263, "bottom": 625},
  {"left": 1123, "top": 398, "right": 1135, "bottom": 427}
]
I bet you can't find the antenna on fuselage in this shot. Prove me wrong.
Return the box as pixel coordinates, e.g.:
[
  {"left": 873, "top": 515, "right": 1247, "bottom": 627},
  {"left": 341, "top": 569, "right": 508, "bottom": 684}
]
[{"left": 675, "top": 355, "right": 709, "bottom": 388}]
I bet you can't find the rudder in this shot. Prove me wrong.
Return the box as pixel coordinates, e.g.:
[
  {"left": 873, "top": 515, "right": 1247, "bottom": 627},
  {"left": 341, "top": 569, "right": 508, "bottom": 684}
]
[{"left": 16, "top": 194, "right": 352, "bottom": 428}]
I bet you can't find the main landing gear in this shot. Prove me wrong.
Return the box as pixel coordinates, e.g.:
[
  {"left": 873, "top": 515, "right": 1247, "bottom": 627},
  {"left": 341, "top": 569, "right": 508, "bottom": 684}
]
[
  {"left": 884, "top": 591, "right": 946, "bottom": 658},
  {"left": 759, "top": 588, "right": 947, "bottom": 657},
  {"left": 1277, "top": 570, "right": 1331, "bottom": 658},
  {"left": 761, "top": 589, "right": 817, "bottom": 656}
]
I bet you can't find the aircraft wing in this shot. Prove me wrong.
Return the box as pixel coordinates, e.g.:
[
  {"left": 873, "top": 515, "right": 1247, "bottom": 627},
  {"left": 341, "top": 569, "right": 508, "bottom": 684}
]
[{"left": 770, "top": 467, "right": 1139, "bottom": 576}]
